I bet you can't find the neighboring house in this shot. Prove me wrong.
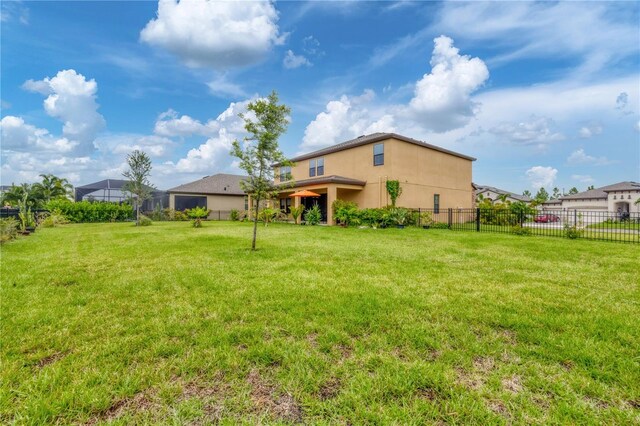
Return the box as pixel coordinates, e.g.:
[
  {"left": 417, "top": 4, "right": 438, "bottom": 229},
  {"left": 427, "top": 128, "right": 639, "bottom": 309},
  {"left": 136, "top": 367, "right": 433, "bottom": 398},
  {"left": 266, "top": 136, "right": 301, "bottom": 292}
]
[
  {"left": 275, "top": 133, "right": 475, "bottom": 224},
  {"left": 474, "top": 185, "right": 532, "bottom": 204},
  {"left": 542, "top": 181, "right": 640, "bottom": 214},
  {"left": 75, "top": 179, "right": 168, "bottom": 211},
  {"left": 167, "top": 173, "right": 248, "bottom": 216}
]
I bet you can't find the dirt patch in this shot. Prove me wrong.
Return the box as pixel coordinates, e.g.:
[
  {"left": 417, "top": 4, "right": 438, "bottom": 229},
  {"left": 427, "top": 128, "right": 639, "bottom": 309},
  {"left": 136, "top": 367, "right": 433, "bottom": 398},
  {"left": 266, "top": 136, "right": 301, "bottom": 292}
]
[
  {"left": 560, "top": 359, "right": 574, "bottom": 371},
  {"left": 473, "top": 356, "right": 495, "bottom": 373},
  {"left": 306, "top": 333, "right": 318, "bottom": 348},
  {"left": 35, "top": 351, "right": 67, "bottom": 368},
  {"left": 391, "top": 347, "right": 409, "bottom": 362},
  {"left": 247, "top": 369, "right": 303, "bottom": 423},
  {"left": 487, "top": 400, "right": 510, "bottom": 419},
  {"left": 318, "top": 377, "right": 341, "bottom": 400},
  {"left": 424, "top": 349, "right": 441, "bottom": 362},
  {"left": 627, "top": 399, "right": 640, "bottom": 410},
  {"left": 501, "top": 375, "right": 523, "bottom": 394},
  {"left": 498, "top": 329, "right": 517, "bottom": 345},
  {"left": 85, "top": 391, "right": 156, "bottom": 425},
  {"left": 584, "top": 396, "right": 611, "bottom": 409},
  {"left": 416, "top": 386, "right": 437, "bottom": 401},
  {"left": 456, "top": 356, "right": 495, "bottom": 391}
]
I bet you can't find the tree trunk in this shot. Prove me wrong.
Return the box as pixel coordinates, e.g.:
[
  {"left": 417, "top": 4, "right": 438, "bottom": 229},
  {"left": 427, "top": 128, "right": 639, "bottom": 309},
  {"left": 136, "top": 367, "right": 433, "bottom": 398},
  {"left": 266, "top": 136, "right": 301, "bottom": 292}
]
[
  {"left": 251, "top": 196, "right": 260, "bottom": 251},
  {"left": 136, "top": 200, "right": 140, "bottom": 226}
]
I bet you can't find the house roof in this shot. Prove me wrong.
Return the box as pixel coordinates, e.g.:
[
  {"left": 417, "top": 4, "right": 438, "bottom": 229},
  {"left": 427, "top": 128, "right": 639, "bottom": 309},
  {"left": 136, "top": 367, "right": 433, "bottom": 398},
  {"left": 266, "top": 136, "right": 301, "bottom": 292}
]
[
  {"left": 284, "top": 133, "right": 476, "bottom": 164},
  {"left": 168, "top": 173, "right": 248, "bottom": 195},
  {"left": 474, "top": 185, "right": 532, "bottom": 202},
  {"left": 280, "top": 175, "right": 367, "bottom": 189},
  {"left": 543, "top": 199, "right": 562, "bottom": 205},
  {"left": 560, "top": 181, "right": 640, "bottom": 200}
]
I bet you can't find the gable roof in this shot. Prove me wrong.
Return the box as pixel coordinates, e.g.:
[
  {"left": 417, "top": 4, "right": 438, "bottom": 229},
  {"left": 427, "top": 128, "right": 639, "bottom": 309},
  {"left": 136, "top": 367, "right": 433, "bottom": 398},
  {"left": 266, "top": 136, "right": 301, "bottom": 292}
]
[
  {"left": 560, "top": 181, "right": 640, "bottom": 200},
  {"left": 168, "top": 173, "right": 247, "bottom": 195},
  {"left": 286, "top": 133, "right": 476, "bottom": 163},
  {"left": 475, "top": 185, "right": 532, "bottom": 202}
]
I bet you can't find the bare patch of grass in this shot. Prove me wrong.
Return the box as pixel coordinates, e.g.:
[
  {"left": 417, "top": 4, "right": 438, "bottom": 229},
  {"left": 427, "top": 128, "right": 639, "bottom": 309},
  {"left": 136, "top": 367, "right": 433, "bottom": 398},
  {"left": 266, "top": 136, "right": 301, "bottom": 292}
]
[
  {"left": 502, "top": 375, "right": 523, "bottom": 394},
  {"left": 247, "top": 369, "right": 303, "bottom": 423},
  {"left": 318, "top": 377, "right": 341, "bottom": 400},
  {"left": 85, "top": 391, "right": 156, "bottom": 425},
  {"left": 35, "top": 351, "right": 67, "bottom": 368}
]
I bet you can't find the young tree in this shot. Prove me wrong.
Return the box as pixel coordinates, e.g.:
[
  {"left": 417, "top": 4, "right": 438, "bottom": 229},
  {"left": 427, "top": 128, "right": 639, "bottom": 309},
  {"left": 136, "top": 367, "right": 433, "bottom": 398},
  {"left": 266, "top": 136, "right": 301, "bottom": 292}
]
[
  {"left": 522, "top": 190, "right": 532, "bottom": 198},
  {"left": 552, "top": 187, "right": 561, "bottom": 199},
  {"left": 122, "top": 150, "right": 154, "bottom": 226},
  {"left": 534, "top": 187, "right": 549, "bottom": 202},
  {"left": 568, "top": 187, "right": 579, "bottom": 195},
  {"left": 587, "top": 185, "right": 595, "bottom": 190},
  {"left": 232, "top": 91, "right": 291, "bottom": 251}
]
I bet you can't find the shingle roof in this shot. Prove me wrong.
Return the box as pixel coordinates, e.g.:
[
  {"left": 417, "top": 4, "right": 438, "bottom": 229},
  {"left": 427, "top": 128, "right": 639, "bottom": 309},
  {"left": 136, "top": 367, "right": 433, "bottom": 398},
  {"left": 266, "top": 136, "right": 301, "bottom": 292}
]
[
  {"left": 168, "top": 173, "right": 248, "bottom": 195},
  {"left": 560, "top": 181, "right": 640, "bottom": 200},
  {"left": 280, "top": 175, "right": 366, "bottom": 189},
  {"left": 475, "top": 185, "right": 532, "bottom": 202},
  {"left": 285, "top": 133, "right": 476, "bottom": 163}
]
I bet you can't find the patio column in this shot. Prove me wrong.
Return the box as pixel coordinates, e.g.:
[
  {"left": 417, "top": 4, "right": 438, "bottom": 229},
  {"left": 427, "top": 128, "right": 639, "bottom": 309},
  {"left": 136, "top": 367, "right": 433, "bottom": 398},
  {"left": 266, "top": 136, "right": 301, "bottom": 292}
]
[{"left": 327, "top": 185, "right": 337, "bottom": 225}]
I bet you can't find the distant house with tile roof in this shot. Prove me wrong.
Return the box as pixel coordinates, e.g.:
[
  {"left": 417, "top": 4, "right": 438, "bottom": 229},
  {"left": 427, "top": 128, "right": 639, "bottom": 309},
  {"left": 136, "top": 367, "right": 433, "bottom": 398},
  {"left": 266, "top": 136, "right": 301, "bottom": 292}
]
[
  {"left": 542, "top": 181, "right": 640, "bottom": 214},
  {"left": 474, "top": 185, "right": 532, "bottom": 204}
]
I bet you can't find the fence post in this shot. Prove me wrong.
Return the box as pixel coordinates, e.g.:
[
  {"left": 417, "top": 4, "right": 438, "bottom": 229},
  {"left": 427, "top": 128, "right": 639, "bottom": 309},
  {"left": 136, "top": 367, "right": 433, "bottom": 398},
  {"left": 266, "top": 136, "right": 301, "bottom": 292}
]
[
  {"left": 574, "top": 210, "right": 577, "bottom": 226},
  {"left": 476, "top": 208, "right": 480, "bottom": 232},
  {"left": 448, "top": 208, "right": 452, "bottom": 229}
]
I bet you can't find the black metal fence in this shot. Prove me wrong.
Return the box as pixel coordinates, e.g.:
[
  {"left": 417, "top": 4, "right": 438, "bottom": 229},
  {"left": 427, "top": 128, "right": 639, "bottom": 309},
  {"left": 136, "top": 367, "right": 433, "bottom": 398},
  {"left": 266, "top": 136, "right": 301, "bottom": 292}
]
[
  {"left": 410, "top": 208, "right": 640, "bottom": 244},
  {"left": 0, "top": 208, "right": 48, "bottom": 220}
]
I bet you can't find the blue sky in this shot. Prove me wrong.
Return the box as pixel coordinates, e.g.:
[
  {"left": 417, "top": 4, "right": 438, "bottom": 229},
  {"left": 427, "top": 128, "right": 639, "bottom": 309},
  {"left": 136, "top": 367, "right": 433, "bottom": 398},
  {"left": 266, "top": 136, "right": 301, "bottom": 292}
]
[{"left": 1, "top": 1, "right": 639, "bottom": 195}]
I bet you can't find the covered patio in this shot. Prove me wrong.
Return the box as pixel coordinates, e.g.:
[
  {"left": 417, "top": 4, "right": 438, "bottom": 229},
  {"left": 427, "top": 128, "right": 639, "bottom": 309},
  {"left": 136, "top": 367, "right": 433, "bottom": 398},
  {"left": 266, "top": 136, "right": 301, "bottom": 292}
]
[{"left": 277, "top": 175, "right": 365, "bottom": 224}]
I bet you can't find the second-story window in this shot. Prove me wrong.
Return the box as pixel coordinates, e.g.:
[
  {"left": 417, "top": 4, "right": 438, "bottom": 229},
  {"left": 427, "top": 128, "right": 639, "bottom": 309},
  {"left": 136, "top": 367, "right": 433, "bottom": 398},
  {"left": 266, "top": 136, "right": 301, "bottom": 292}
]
[
  {"left": 373, "top": 143, "right": 384, "bottom": 166},
  {"left": 279, "top": 166, "right": 291, "bottom": 182},
  {"left": 309, "top": 158, "right": 324, "bottom": 177}
]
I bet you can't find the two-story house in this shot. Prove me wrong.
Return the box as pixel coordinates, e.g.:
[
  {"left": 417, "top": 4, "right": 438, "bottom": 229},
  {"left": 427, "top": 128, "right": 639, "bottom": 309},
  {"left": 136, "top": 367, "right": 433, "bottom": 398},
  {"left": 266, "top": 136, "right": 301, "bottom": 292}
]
[{"left": 275, "top": 133, "right": 475, "bottom": 224}]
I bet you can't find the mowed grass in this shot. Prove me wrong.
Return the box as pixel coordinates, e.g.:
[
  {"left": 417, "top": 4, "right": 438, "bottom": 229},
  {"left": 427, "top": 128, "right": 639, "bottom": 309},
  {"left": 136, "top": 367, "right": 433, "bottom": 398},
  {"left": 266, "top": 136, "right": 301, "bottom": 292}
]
[{"left": 1, "top": 222, "right": 639, "bottom": 425}]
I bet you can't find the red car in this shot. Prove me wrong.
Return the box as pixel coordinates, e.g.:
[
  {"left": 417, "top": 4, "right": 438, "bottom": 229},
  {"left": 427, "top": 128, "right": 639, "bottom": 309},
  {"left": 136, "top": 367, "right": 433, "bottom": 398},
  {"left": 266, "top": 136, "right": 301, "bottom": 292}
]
[{"left": 534, "top": 214, "right": 560, "bottom": 223}]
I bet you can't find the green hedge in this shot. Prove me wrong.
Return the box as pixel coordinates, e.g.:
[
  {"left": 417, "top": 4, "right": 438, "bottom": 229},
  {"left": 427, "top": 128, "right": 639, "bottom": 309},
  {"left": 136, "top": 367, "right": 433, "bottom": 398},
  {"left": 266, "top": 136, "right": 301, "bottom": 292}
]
[{"left": 45, "top": 200, "right": 133, "bottom": 223}]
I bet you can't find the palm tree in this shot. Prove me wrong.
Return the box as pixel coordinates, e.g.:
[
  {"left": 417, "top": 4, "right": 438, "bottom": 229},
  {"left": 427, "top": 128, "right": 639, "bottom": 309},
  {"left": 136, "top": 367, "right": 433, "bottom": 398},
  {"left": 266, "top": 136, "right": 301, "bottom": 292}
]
[
  {"left": 32, "top": 174, "right": 73, "bottom": 204},
  {"left": 496, "top": 193, "right": 511, "bottom": 205},
  {"left": 1, "top": 183, "right": 41, "bottom": 207}
]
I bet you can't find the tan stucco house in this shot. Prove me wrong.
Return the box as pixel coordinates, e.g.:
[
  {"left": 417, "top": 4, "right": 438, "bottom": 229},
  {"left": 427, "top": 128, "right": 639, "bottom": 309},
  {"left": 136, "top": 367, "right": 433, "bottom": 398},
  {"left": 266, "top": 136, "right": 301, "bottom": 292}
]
[
  {"left": 474, "top": 185, "right": 532, "bottom": 204},
  {"left": 168, "top": 173, "right": 248, "bottom": 217},
  {"left": 275, "top": 133, "right": 475, "bottom": 224},
  {"left": 542, "top": 181, "right": 640, "bottom": 214}
]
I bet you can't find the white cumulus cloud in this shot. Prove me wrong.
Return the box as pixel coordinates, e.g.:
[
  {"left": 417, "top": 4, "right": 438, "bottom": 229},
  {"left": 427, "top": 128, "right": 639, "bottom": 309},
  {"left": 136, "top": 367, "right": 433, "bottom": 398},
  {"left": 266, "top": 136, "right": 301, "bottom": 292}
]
[
  {"left": 154, "top": 109, "right": 219, "bottom": 138},
  {"left": 566, "top": 148, "right": 612, "bottom": 166},
  {"left": 283, "top": 50, "right": 311, "bottom": 69},
  {"left": 140, "top": 0, "right": 285, "bottom": 69},
  {"left": 22, "top": 69, "right": 105, "bottom": 154},
  {"left": 407, "top": 35, "right": 489, "bottom": 132},
  {"left": 489, "top": 116, "right": 564, "bottom": 146},
  {"left": 526, "top": 166, "right": 558, "bottom": 189},
  {"left": 0, "top": 116, "right": 76, "bottom": 153},
  {"left": 301, "top": 90, "right": 396, "bottom": 152},
  {"left": 572, "top": 174, "right": 595, "bottom": 184},
  {"left": 578, "top": 122, "right": 603, "bottom": 139}
]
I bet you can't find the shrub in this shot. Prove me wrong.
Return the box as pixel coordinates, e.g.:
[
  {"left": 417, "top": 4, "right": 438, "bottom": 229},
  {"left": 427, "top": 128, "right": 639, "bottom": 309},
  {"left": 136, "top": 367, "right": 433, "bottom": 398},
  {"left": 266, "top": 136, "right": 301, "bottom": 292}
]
[
  {"left": 149, "top": 205, "right": 169, "bottom": 221},
  {"left": 187, "top": 206, "right": 209, "bottom": 228},
  {"left": 511, "top": 225, "right": 532, "bottom": 236},
  {"left": 332, "top": 200, "right": 359, "bottom": 226},
  {"left": 45, "top": 200, "right": 133, "bottom": 223},
  {"left": 258, "top": 207, "right": 277, "bottom": 225},
  {"left": 304, "top": 204, "right": 322, "bottom": 225},
  {"left": 415, "top": 211, "right": 433, "bottom": 227},
  {"left": 430, "top": 222, "right": 450, "bottom": 229},
  {"left": 174, "top": 210, "right": 189, "bottom": 221},
  {"left": 138, "top": 214, "right": 153, "bottom": 226},
  {"left": 564, "top": 224, "right": 583, "bottom": 239},
  {"left": 230, "top": 209, "right": 240, "bottom": 221},
  {"left": 0, "top": 218, "right": 19, "bottom": 243},
  {"left": 359, "top": 208, "right": 387, "bottom": 228},
  {"left": 38, "top": 210, "right": 69, "bottom": 228},
  {"left": 388, "top": 207, "right": 411, "bottom": 226}
]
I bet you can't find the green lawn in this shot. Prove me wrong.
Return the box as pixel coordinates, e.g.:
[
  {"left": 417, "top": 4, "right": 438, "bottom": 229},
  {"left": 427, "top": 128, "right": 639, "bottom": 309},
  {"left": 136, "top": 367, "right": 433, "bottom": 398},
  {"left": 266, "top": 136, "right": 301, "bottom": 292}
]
[{"left": 2, "top": 222, "right": 639, "bottom": 425}]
